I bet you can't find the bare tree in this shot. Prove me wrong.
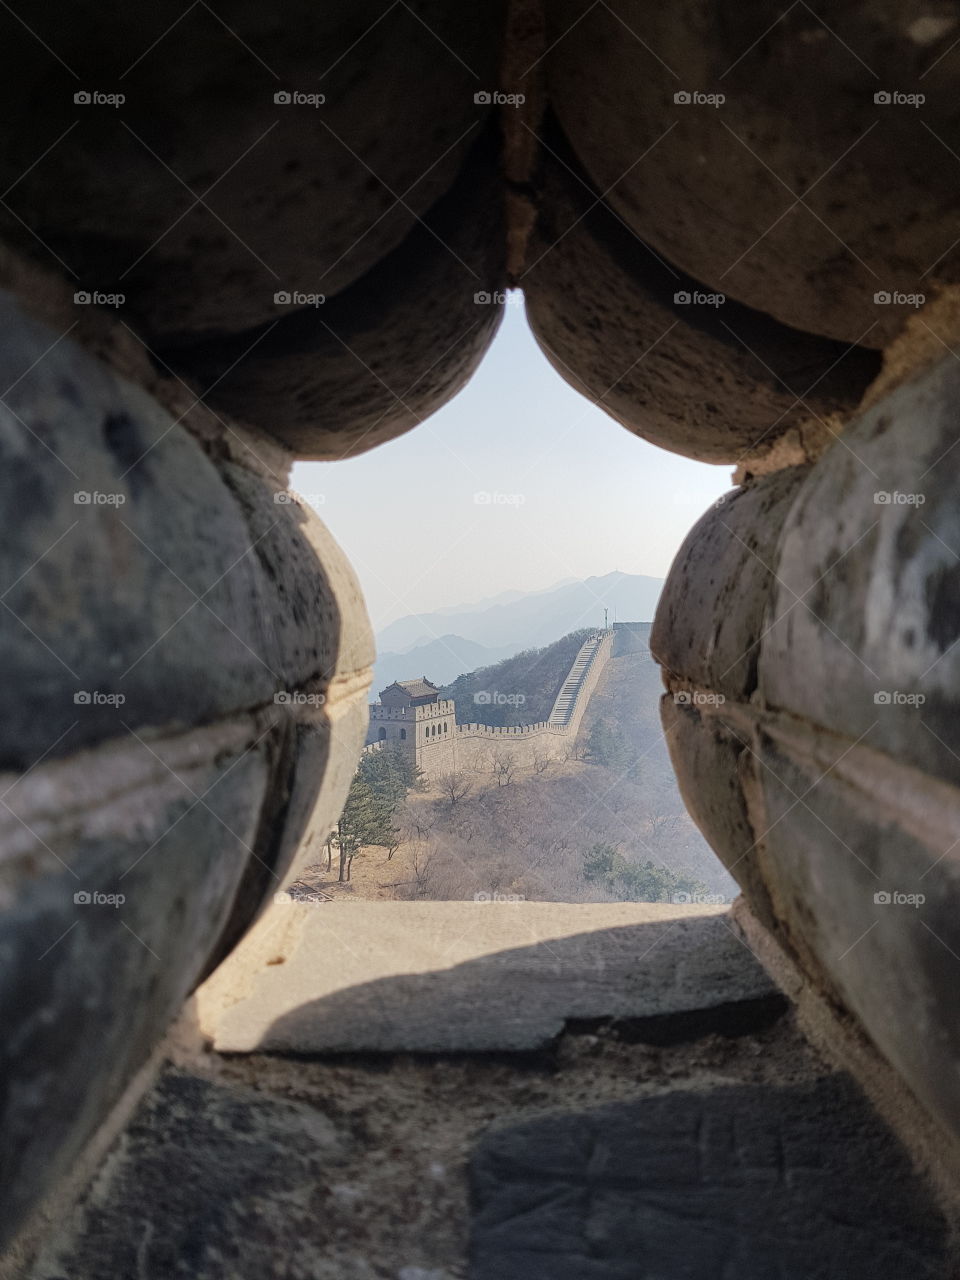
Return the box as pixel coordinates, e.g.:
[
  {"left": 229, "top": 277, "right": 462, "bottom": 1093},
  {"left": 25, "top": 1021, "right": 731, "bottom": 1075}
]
[
  {"left": 532, "top": 750, "right": 552, "bottom": 775},
  {"left": 438, "top": 770, "right": 472, "bottom": 805},
  {"left": 491, "top": 749, "right": 518, "bottom": 787}
]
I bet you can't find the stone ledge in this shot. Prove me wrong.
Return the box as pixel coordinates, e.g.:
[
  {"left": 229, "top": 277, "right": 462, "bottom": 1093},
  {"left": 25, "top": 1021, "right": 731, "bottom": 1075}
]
[{"left": 200, "top": 901, "right": 779, "bottom": 1054}]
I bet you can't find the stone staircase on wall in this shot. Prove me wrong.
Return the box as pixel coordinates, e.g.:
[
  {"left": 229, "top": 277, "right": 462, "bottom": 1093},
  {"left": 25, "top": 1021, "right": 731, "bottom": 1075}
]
[{"left": 548, "top": 630, "right": 606, "bottom": 725}]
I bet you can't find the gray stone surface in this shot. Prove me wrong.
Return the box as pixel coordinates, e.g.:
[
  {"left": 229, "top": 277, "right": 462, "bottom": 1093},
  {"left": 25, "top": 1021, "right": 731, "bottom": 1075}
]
[
  {"left": 202, "top": 902, "right": 780, "bottom": 1054},
  {"left": 0, "top": 718, "right": 270, "bottom": 1244},
  {"left": 0, "top": 293, "right": 360, "bottom": 769},
  {"left": 546, "top": 0, "right": 960, "bottom": 346},
  {"left": 651, "top": 466, "right": 810, "bottom": 699},
  {"left": 751, "top": 735, "right": 960, "bottom": 1142},
  {"left": 658, "top": 696, "right": 778, "bottom": 933},
  {"left": 23, "top": 965, "right": 873, "bottom": 1280},
  {"left": 173, "top": 127, "right": 506, "bottom": 458},
  {"left": 0, "top": 295, "right": 376, "bottom": 1246},
  {"left": 0, "top": 1, "right": 504, "bottom": 338},
  {"left": 470, "top": 1075, "right": 951, "bottom": 1279},
  {"left": 760, "top": 353, "right": 960, "bottom": 788},
  {"left": 523, "top": 129, "right": 879, "bottom": 463}
]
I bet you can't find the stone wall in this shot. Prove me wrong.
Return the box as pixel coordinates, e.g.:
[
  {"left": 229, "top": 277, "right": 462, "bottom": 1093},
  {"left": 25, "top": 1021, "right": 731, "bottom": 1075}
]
[
  {"left": 2, "top": 0, "right": 960, "bottom": 1255},
  {"left": 380, "top": 630, "right": 616, "bottom": 782}
]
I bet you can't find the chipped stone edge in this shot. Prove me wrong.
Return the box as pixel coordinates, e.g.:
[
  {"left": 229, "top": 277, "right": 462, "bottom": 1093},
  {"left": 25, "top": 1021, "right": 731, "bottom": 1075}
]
[{"left": 731, "top": 897, "right": 960, "bottom": 1245}]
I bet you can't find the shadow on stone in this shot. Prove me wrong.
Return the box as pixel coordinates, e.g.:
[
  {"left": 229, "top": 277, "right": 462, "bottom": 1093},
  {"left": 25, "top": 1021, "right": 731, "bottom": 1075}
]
[{"left": 469, "top": 1074, "right": 951, "bottom": 1280}]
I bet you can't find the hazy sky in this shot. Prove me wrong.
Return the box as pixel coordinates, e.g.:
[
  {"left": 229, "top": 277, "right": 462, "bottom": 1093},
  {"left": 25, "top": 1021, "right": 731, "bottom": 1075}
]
[{"left": 292, "top": 301, "right": 731, "bottom": 633}]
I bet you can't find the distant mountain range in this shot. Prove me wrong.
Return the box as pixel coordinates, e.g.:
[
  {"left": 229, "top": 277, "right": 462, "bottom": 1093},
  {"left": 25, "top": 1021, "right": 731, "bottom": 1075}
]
[
  {"left": 371, "top": 572, "right": 663, "bottom": 696},
  {"left": 371, "top": 634, "right": 520, "bottom": 694}
]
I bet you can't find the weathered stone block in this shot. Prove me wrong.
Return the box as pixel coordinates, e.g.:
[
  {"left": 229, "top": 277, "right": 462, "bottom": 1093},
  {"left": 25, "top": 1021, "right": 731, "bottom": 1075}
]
[
  {"left": 760, "top": 355, "right": 960, "bottom": 787},
  {"left": 652, "top": 465, "right": 810, "bottom": 698},
  {"left": 471, "top": 1075, "right": 950, "bottom": 1278},
  {"left": 0, "top": 294, "right": 370, "bottom": 769},
  {"left": 171, "top": 128, "right": 506, "bottom": 457},
  {"left": 659, "top": 696, "right": 777, "bottom": 931},
  {"left": 750, "top": 733, "right": 960, "bottom": 1141},
  {"left": 0, "top": 719, "right": 270, "bottom": 1243},
  {"left": 0, "top": 1, "right": 505, "bottom": 338},
  {"left": 546, "top": 0, "right": 960, "bottom": 345},
  {"left": 523, "top": 127, "right": 878, "bottom": 463}
]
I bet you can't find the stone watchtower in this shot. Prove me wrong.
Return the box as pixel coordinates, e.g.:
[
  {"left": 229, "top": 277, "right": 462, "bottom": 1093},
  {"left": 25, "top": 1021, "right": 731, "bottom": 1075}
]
[{"left": 366, "top": 677, "right": 456, "bottom": 767}]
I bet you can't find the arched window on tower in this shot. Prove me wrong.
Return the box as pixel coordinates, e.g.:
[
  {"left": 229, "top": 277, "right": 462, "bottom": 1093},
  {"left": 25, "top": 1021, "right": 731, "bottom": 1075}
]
[
  {"left": 378, "top": 727, "right": 386, "bottom": 741},
  {"left": 400, "top": 728, "right": 406, "bottom": 740}
]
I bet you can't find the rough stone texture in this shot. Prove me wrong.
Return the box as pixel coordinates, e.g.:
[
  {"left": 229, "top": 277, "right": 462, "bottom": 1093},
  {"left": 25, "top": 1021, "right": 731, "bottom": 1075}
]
[
  {"left": 23, "top": 948, "right": 908, "bottom": 1280},
  {"left": 545, "top": 0, "right": 960, "bottom": 347},
  {"left": 0, "top": 292, "right": 368, "bottom": 769},
  {"left": 171, "top": 127, "right": 507, "bottom": 457},
  {"left": 0, "top": 1, "right": 504, "bottom": 338},
  {"left": 0, "top": 717, "right": 271, "bottom": 1245},
  {"left": 760, "top": 353, "right": 960, "bottom": 787},
  {"left": 747, "top": 734, "right": 960, "bottom": 1142},
  {"left": 0, "top": 294, "right": 375, "bottom": 1247},
  {"left": 653, "top": 359, "right": 960, "bottom": 1150},
  {"left": 651, "top": 466, "right": 810, "bottom": 699},
  {"left": 470, "top": 1075, "right": 951, "bottom": 1279},
  {"left": 659, "top": 697, "right": 778, "bottom": 935},
  {"left": 199, "top": 902, "right": 781, "bottom": 1054},
  {"left": 523, "top": 126, "right": 880, "bottom": 463}
]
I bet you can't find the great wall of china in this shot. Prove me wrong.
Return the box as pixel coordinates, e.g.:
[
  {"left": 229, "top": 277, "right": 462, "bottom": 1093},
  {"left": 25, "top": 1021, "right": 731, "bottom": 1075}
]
[{"left": 364, "top": 623, "right": 648, "bottom": 782}]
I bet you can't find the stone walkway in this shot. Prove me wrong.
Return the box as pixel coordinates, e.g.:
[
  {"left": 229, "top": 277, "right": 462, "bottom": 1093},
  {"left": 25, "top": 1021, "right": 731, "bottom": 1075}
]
[{"left": 22, "top": 905, "right": 957, "bottom": 1279}]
